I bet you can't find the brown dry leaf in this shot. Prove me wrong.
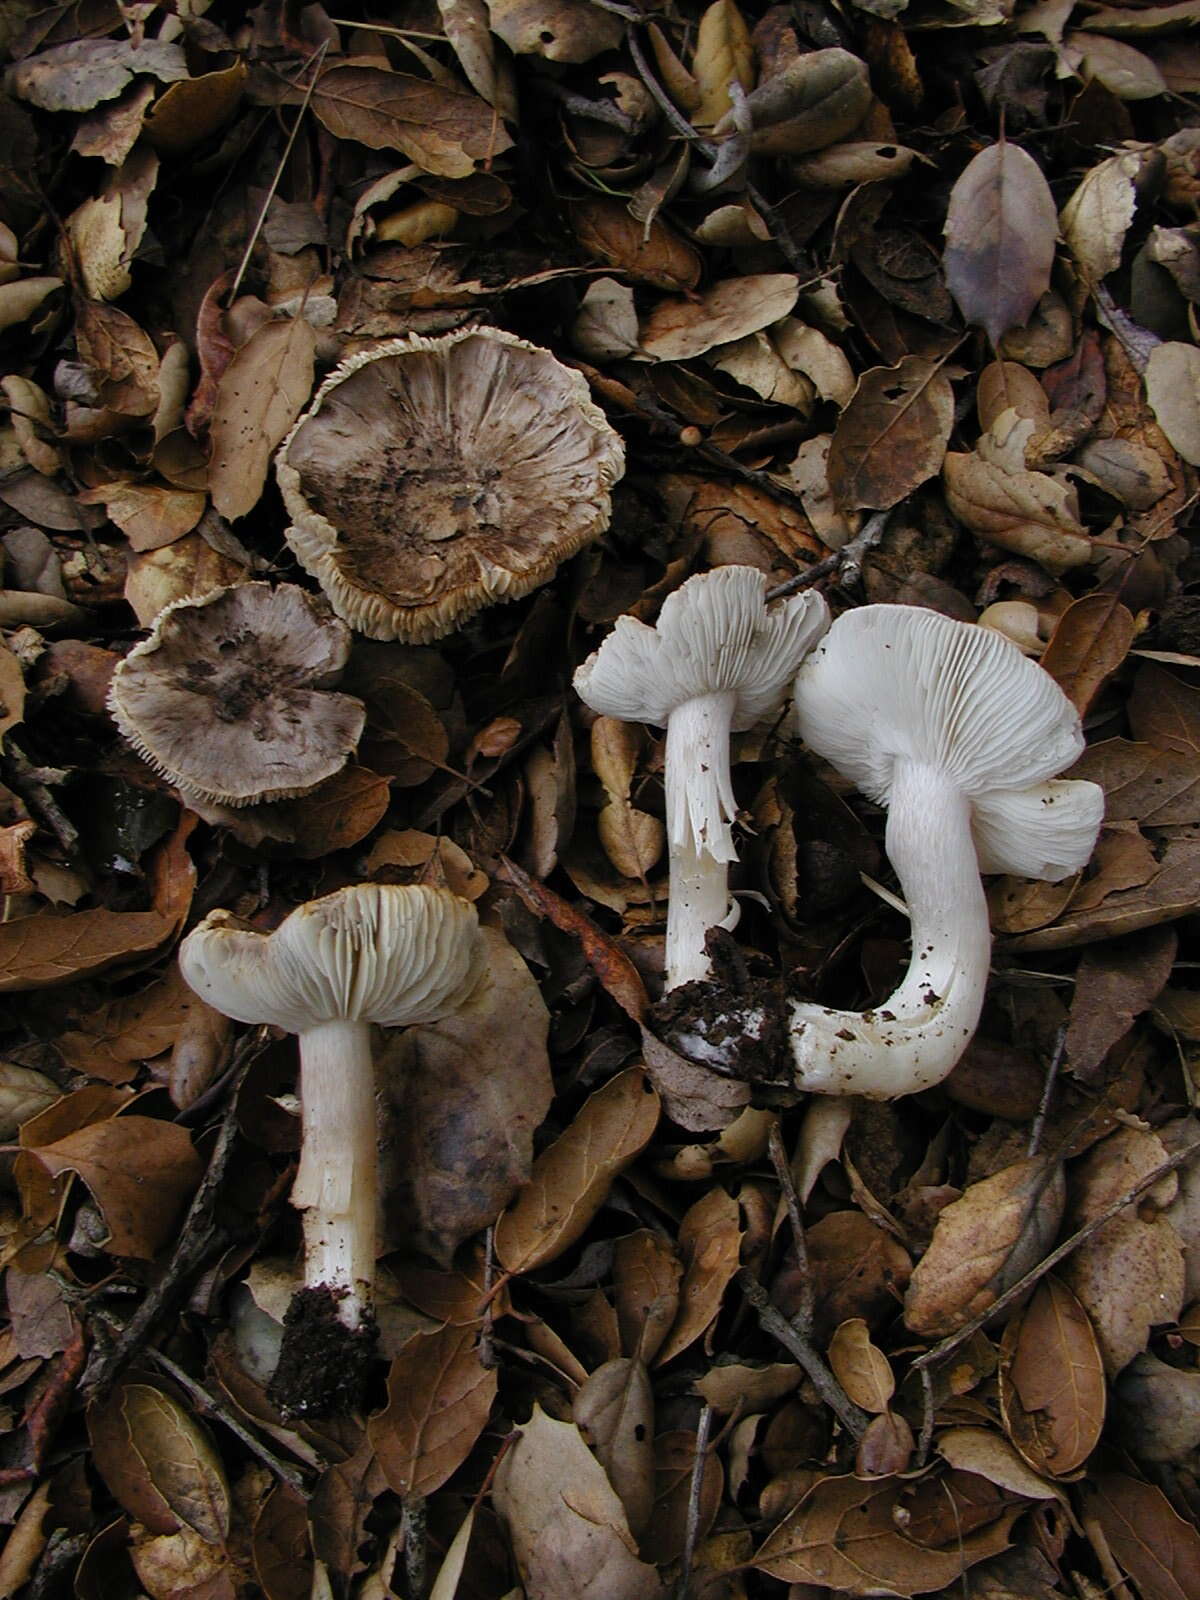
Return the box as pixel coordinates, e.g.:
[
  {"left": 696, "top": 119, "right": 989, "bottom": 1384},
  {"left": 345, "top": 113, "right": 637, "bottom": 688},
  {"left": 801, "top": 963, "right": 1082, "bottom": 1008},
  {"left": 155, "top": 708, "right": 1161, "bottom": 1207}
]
[
  {"left": 827, "top": 1318, "right": 894, "bottom": 1414},
  {"left": 934, "top": 1427, "right": 1062, "bottom": 1502},
  {"left": 143, "top": 60, "right": 248, "bottom": 157},
  {"left": 88, "top": 1379, "right": 228, "bottom": 1541},
  {"left": 1072, "top": 739, "right": 1200, "bottom": 824},
  {"left": 1067, "top": 32, "right": 1167, "bottom": 98},
  {"left": 494, "top": 1068, "right": 660, "bottom": 1275},
  {"left": 647, "top": 1430, "right": 724, "bottom": 1566},
  {"left": 75, "top": 301, "right": 160, "bottom": 416},
  {"left": 312, "top": 61, "right": 512, "bottom": 178},
  {"left": 1040, "top": 594, "right": 1136, "bottom": 713},
  {"left": 492, "top": 1405, "right": 666, "bottom": 1598},
  {"left": 78, "top": 481, "right": 206, "bottom": 551},
  {"left": 1086, "top": 1473, "right": 1200, "bottom": 1600},
  {"left": 56, "top": 964, "right": 201, "bottom": 1084},
  {"left": 942, "top": 450, "right": 1094, "bottom": 573},
  {"left": 500, "top": 855, "right": 649, "bottom": 1021},
  {"left": 1063, "top": 925, "right": 1176, "bottom": 1081},
  {"left": 273, "top": 766, "right": 391, "bottom": 860},
  {"left": 572, "top": 1356, "right": 655, "bottom": 1536},
  {"left": 0, "top": 640, "right": 25, "bottom": 745},
  {"left": 904, "top": 1157, "right": 1066, "bottom": 1338},
  {"left": 753, "top": 1472, "right": 1019, "bottom": 1593},
  {"left": 0, "top": 906, "right": 174, "bottom": 993},
  {"left": 251, "top": 1483, "right": 311, "bottom": 1600},
  {"left": 807, "top": 1210, "right": 913, "bottom": 1336},
  {"left": 18, "top": 1112, "right": 203, "bottom": 1258},
  {"left": 208, "top": 316, "right": 316, "bottom": 521},
  {"left": 437, "top": 0, "right": 517, "bottom": 119},
  {"left": 379, "top": 926, "right": 553, "bottom": 1266},
  {"left": 614, "top": 1229, "right": 682, "bottom": 1365},
  {"left": 693, "top": 0, "right": 755, "bottom": 127},
  {"left": 368, "top": 1322, "right": 497, "bottom": 1497},
  {"left": 640, "top": 274, "right": 799, "bottom": 362},
  {"left": 308, "top": 1432, "right": 386, "bottom": 1583},
  {"left": 1128, "top": 662, "right": 1200, "bottom": 756},
  {"left": 1144, "top": 342, "right": 1200, "bottom": 465},
  {"left": 640, "top": 1023, "right": 752, "bottom": 1133},
  {"left": 827, "top": 356, "right": 954, "bottom": 510},
  {"left": 570, "top": 197, "right": 701, "bottom": 291},
  {"left": 1000, "top": 1275, "right": 1105, "bottom": 1476},
  {"left": 486, "top": 0, "right": 623, "bottom": 62},
  {"left": 1007, "top": 834, "right": 1200, "bottom": 950},
  {"left": 944, "top": 141, "right": 1058, "bottom": 347},
  {"left": 743, "top": 48, "right": 871, "bottom": 157},
  {"left": 654, "top": 1186, "right": 743, "bottom": 1365}
]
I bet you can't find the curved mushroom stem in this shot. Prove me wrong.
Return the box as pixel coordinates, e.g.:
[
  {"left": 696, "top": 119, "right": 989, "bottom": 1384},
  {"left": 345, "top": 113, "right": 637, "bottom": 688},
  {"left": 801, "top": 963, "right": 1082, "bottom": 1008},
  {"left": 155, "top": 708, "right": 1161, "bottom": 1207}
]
[
  {"left": 790, "top": 761, "right": 991, "bottom": 1098},
  {"left": 292, "top": 1020, "right": 377, "bottom": 1327},
  {"left": 665, "top": 691, "right": 738, "bottom": 990}
]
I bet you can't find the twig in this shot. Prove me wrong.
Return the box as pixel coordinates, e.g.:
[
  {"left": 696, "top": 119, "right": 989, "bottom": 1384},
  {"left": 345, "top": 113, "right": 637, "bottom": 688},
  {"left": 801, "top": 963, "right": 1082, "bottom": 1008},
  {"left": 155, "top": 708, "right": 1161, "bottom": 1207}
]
[
  {"left": 1027, "top": 1024, "right": 1067, "bottom": 1158},
  {"left": 140, "top": 1343, "right": 309, "bottom": 1492},
  {"left": 736, "top": 1269, "right": 869, "bottom": 1438},
  {"left": 479, "top": 1225, "right": 497, "bottom": 1370},
  {"left": 3, "top": 742, "right": 77, "bottom": 852},
  {"left": 674, "top": 1403, "right": 714, "bottom": 1600},
  {"left": 402, "top": 1493, "right": 427, "bottom": 1600},
  {"left": 911, "top": 1134, "right": 1200, "bottom": 1376},
  {"left": 765, "top": 511, "right": 891, "bottom": 602},
  {"left": 916, "top": 1366, "right": 935, "bottom": 1470},
  {"left": 767, "top": 1120, "right": 814, "bottom": 1335}
]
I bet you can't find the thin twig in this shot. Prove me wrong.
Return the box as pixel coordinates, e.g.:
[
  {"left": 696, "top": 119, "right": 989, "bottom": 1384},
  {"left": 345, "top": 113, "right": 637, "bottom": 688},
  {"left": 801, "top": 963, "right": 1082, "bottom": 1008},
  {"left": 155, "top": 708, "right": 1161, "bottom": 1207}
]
[
  {"left": 765, "top": 511, "right": 891, "bottom": 602},
  {"left": 3, "top": 742, "right": 77, "bottom": 852},
  {"left": 479, "top": 1225, "right": 497, "bottom": 1370},
  {"left": 674, "top": 1403, "right": 714, "bottom": 1600},
  {"left": 767, "top": 1121, "right": 815, "bottom": 1336},
  {"left": 1027, "top": 1024, "right": 1067, "bottom": 1158},
  {"left": 911, "top": 1134, "right": 1200, "bottom": 1375},
  {"left": 402, "top": 1493, "right": 427, "bottom": 1600},
  {"left": 736, "top": 1269, "right": 869, "bottom": 1438},
  {"left": 916, "top": 1366, "right": 935, "bottom": 1470}
]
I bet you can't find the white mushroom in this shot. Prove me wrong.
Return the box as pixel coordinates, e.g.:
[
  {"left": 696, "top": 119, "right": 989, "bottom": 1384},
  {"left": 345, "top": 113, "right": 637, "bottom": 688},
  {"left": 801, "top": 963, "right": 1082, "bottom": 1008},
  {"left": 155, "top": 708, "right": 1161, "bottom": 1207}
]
[
  {"left": 573, "top": 567, "right": 829, "bottom": 989},
  {"left": 179, "top": 883, "right": 484, "bottom": 1412},
  {"left": 786, "top": 604, "right": 1104, "bottom": 1097}
]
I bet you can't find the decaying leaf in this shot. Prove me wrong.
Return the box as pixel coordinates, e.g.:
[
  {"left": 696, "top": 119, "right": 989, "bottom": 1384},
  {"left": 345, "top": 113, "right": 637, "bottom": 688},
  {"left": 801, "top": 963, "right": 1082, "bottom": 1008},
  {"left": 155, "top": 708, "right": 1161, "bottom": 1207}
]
[
  {"left": 1000, "top": 1275, "right": 1105, "bottom": 1476},
  {"left": 944, "top": 141, "right": 1058, "bottom": 346},
  {"left": 312, "top": 61, "right": 513, "bottom": 176},
  {"left": 369, "top": 1323, "right": 497, "bottom": 1497},
  {"left": 828, "top": 356, "right": 954, "bottom": 510},
  {"left": 208, "top": 317, "right": 316, "bottom": 521}
]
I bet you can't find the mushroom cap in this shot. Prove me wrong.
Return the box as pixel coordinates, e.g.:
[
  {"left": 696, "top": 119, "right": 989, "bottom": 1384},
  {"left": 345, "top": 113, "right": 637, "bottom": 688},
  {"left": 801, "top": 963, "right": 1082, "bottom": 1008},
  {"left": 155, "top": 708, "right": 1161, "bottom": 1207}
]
[
  {"left": 178, "top": 883, "right": 485, "bottom": 1032},
  {"left": 573, "top": 565, "right": 831, "bottom": 730},
  {"left": 793, "top": 604, "right": 1104, "bottom": 880},
  {"left": 108, "top": 583, "right": 366, "bottom": 809},
  {"left": 276, "top": 327, "right": 626, "bottom": 643}
]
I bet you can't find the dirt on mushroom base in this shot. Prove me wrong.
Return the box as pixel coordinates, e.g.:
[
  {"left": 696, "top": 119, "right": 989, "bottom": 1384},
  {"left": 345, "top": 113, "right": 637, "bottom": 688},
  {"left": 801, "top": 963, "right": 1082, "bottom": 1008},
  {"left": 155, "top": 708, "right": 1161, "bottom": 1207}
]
[{"left": 270, "top": 1287, "right": 379, "bottom": 1420}]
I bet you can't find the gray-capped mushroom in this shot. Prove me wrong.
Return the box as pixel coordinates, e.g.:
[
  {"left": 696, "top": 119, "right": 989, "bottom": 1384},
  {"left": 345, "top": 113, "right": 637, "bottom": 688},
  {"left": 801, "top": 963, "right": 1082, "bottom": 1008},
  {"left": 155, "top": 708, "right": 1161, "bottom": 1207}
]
[
  {"left": 276, "top": 327, "right": 625, "bottom": 642},
  {"left": 179, "top": 883, "right": 485, "bottom": 1414},
  {"left": 783, "top": 604, "right": 1104, "bottom": 1097},
  {"left": 574, "top": 566, "right": 830, "bottom": 989},
  {"left": 108, "top": 583, "right": 365, "bottom": 808}
]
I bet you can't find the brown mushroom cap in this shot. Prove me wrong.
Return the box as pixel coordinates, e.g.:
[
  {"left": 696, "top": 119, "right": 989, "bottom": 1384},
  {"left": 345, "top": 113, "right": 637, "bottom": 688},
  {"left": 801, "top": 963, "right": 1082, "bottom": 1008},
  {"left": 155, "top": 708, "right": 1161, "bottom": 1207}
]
[
  {"left": 108, "top": 583, "right": 366, "bottom": 808},
  {"left": 275, "top": 327, "right": 625, "bottom": 643}
]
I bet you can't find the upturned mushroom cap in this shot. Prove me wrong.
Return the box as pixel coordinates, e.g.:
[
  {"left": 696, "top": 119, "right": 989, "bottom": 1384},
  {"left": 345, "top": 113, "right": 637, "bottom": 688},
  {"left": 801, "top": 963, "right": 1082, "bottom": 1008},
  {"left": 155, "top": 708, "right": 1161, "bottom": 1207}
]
[
  {"left": 178, "top": 883, "right": 486, "bottom": 1033},
  {"left": 793, "top": 605, "right": 1104, "bottom": 878},
  {"left": 108, "top": 583, "right": 365, "bottom": 809},
  {"left": 276, "top": 327, "right": 626, "bottom": 643},
  {"left": 575, "top": 565, "right": 831, "bottom": 734}
]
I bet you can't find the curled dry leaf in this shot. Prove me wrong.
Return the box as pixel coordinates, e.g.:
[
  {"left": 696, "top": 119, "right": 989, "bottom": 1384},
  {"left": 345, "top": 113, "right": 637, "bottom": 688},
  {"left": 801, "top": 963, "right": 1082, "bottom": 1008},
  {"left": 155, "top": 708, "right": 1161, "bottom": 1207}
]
[
  {"left": 942, "top": 450, "right": 1094, "bottom": 574},
  {"left": 654, "top": 1185, "right": 743, "bottom": 1365},
  {"left": 904, "top": 1157, "right": 1067, "bottom": 1339},
  {"left": 1059, "top": 148, "right": 1146, "bottom": 282},
  {"left": 88, "top": 1379, "right": 229, "bottom": 1540},
  {"left": 312, "top": 61, "right": 513, "bottom": 177},
  {"left": 1040, "top": 593, "right": 1135, "bottom": 714},
  {"left": 741, "top": 48, "right": 871, "bottom": 157},
  {"left": 572, "top": 1356, "right": 655, "bottom": 1536},
  {"left": 208, "top": 317, "right": 316, "bottom": 522},
  {"left": 944, "top": 141, "right": 1058, "bottom": 347},
  {"left": 827, "top": 1318, "right": 894, "bottom": 1414},
  {"left": 493, "top": 1405, "right": 666, "bottom": 1599},
  {"left": 368, "top": 1323, "right": 497, "bottom": 1497},
  {"left": 494, "top": 1068, "right": 660, "bottom": 1275},
  {"left": 640, "top": 274, "right": 799, "bottom": 362},
  {"left": 999, "top": 1275, "right": 1106, "bottom": 1476}
]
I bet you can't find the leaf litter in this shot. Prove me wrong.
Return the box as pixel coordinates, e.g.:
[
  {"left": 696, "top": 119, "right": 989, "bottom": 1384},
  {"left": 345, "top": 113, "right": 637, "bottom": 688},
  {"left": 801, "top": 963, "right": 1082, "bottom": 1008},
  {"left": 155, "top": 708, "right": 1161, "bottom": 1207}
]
[{"left": 0, "top": 0, "right": 1198, "bottom": 1596}]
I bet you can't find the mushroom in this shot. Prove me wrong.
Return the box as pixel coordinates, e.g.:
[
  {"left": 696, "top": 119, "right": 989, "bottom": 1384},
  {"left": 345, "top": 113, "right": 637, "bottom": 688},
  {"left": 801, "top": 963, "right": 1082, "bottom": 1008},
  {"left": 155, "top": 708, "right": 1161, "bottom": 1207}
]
[
  {"left": 781, "top": 604, "right": 1104, "bottom": 1097},
  {"left": 276, "top": 327, "right": 625, "bottom": 642},
  {"left": 108, "top": 582, "right": 365, "bottom": 808},
  {"left": 179, "top": 883, "right": 485, "bottom": 1413},
  {"left": 573, "top": 566, "right": 830, "bottom": 989}
]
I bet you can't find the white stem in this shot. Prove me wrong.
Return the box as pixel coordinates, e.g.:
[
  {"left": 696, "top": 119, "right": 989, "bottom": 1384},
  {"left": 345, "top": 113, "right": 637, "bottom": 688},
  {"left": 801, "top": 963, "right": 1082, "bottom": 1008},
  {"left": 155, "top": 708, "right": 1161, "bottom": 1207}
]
[
  {"left": 665, "top": 692, "right": 738, "bottom": 990},
  {"left": 292, "top": 1020, "right": 377, "bottom": 1328},
  {"left": 789, "top": 762, "right": 991, "bottom": 1098}
]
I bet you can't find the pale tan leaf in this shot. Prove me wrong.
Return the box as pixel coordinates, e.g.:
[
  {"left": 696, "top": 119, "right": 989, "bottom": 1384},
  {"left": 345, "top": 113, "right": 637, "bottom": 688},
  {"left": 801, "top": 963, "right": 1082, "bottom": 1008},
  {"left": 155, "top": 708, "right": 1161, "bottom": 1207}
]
[
  {"left": 640, "top": 274, "right": 799, "bottom": 361},
  {"left": 942, "top": 449, "right": 1094, "bottom": 573},
  {"left": 1060, "top": 149, "right": 1144, "bottom": 281},
  {"left": 654, "top": 1186, "right": 743, "bottom": 1365},
  {"left": 1066, "top": 31, "right": 1167, "bottom": 98},
  {"left": 573, "top": 1357, "right": 655, "bottom": 1535},
  {"left": 1144, "top": 342, "right": 1200, "bottom": 465},
  {"left": 693, "top": 0, "right": 755, "bottom": 128},
  {"left": 828, "top": 1318, "right": 894, "bottom": 1414},
  {"left": 209, "top": 317, "right": 315, "bottom": 521}
]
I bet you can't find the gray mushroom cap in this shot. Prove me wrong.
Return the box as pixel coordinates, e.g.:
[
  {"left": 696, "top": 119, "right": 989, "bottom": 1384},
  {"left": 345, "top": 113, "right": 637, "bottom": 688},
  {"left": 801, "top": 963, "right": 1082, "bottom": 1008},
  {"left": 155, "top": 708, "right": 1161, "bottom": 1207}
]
[
  {"left": 178, "top": 883, "right": 486, "bottom": 1033},
  {"left": 793, "top": 605, "right": 1104, "bottom": 880},
  {"left": 108, "top": 583, "right": 366, "bottom": 809}
]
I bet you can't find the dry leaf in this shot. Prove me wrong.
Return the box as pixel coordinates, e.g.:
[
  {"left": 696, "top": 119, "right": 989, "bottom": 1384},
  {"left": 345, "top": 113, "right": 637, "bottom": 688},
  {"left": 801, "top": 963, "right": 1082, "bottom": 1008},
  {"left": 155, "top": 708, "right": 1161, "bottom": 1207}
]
[
  {"left": 493, "top": 1405, "right": 666, "bottom": 1598},
  {"left": 313, "top": 61, "right": 513, "bottom": 177},
  {"left": 1072, "top": 738, "right": 1200, "bottom": 824},
  {"left": 1144, "top": 341, "right": 1200, "bottom": 465},
  {"left": 495, "top": 1069, "right": 660, "bottom": 1275},
  {"left": 693, "top": 0, "right": 755, "bottom": 128},
  {"left": 0, "top": 906, "right": 174, "bottom": 993},
  {"left": 573, "top": 1356, "right": 655, "bottom": 1535},
  {"left": 904, "top": 1157, "right": 1066, "bottom": 1338},
  {"left": 208, "top": 316, "right": 315, "bottom": 521},
  {"left": 1128, "top": 662, "right": 1200, "bottom": 756},
  {"left": 655, "top": 1186, "right": 743, "bottom": 1365},
  {"left": 828, "top": 1318, "right": 894, "bottom": 1414},
  {"left": 1063, "top": 925, "right": 1176, "bottom": 1081},
  {"left": 89, "top": 1379, "right": 228, "bottom": 1540},
  {"left": 1040, "top": 593, "right": 1135, "bottom": 712},
  {"left": 614, "top": 1229, "right": 682, "bottom": 1365},
  {"left": 570, "top": 197, "right": 701, "bottom": 291},
  {"left": 10, "top": 40, "right": 188, "bottom": 114},
  {"left": 743, "top": 49, "right": 871, "bottom": 157},
  {"left": 1000, "top": 1275, "right": 1105, "bottom": 1476},
  {"left": 640, "top": 274, "right": 799, "bottom": 362},
  {"left": 942, "top": 449, "right": 1094, "bottom": 573},
  {"left": 486, "top": 0, "right": 623, "bottom": 62},
  {"left": 368, "top": 1323, "right": 497, "bottom": 1497},
  {"left": 1086, "top": 1473, "right": 1200, "bottom": 1600},
  {"left": 828, "top": 356, "right": 954, "bottom": 510},
  {"left": 1060, "top": 148, "right": 1146, "bottom": 282},
  {"left": 944, "top": 141, "right": 1058, "bottom": 346}
]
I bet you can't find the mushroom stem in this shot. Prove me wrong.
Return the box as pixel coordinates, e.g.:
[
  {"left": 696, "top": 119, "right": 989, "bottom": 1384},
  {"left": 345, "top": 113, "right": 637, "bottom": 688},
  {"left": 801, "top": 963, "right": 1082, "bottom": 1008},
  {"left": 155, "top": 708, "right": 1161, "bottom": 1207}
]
[
  {"left": 291, "top": 1020, "right": 377, "bottom": 1327},
  {"left": 790, "top": 761, "right": 991, "bottom": 1098},
  {"left": 665, "top": 692, "right": 738, "bottom": 989}
]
